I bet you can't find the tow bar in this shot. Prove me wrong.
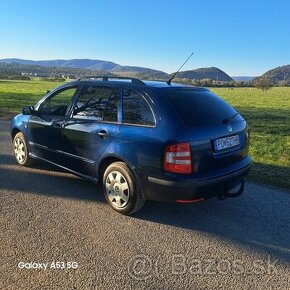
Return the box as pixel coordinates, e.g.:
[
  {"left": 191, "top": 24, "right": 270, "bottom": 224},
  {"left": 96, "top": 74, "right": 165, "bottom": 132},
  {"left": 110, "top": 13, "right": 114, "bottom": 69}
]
[{"left": 218, "top": 179, "right": 245, "bottom": 200}]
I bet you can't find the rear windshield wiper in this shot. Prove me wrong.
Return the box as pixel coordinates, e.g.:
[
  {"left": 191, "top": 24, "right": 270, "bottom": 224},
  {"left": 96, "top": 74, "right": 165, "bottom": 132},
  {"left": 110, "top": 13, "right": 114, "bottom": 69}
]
[{"left": 222, "top": 112, "right": 238, "bottom": 124}]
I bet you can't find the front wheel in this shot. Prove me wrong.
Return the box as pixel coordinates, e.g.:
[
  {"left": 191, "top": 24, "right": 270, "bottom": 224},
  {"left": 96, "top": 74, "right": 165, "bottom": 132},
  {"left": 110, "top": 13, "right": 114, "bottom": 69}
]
[
  {"left": 103, "top": 162, "right": 145, "bottom": 215},
  {"left": 13, "top": 132, "right": 34, "bottom": 166}
]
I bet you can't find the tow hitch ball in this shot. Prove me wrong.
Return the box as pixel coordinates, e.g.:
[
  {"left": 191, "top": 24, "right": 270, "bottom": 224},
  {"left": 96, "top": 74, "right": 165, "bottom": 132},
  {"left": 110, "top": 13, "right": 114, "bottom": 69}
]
[{"left": 218, "top": 179, "right": 245, "bottom": 200}]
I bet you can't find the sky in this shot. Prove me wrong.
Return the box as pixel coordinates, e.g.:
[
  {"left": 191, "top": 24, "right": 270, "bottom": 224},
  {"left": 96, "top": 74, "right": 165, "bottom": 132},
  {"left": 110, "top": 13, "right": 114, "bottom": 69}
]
[{"left": 0, "top": 0, "right": 289, "bottom": 76}]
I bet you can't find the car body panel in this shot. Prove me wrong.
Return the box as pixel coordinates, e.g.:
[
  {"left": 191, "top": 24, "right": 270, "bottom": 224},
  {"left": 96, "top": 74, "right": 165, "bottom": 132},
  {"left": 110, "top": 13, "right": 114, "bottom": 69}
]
[
  {"left": 28, "top": 115, "right": 65, "bottom": 163},
  {"left": 61, "top": 119, "right": 120, "bottom": 175}
]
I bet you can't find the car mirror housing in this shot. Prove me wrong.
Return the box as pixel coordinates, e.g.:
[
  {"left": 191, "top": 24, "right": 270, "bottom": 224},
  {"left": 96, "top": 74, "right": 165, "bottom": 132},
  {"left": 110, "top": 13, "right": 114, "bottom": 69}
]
[{"left": 22, "top": 106, "right": 35, "bottom": 115}]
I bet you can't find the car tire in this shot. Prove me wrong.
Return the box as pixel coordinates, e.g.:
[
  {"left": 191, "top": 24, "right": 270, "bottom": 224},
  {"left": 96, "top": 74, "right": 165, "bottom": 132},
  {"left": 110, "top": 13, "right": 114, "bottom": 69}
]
[
  {"left": 13, "top": 132, "right": 34, "bottom": 166},
  {"left": 103, "top": 161, "right": 145, "bottom": 215}
]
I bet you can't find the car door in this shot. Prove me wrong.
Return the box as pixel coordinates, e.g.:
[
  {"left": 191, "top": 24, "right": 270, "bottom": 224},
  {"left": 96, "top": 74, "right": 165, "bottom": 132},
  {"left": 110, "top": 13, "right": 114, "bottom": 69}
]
[
  {"left": 28, "top": 85, "right": 80, "bottom": 164},
  {"left": 61, "top": 85, "right": 120, "bottom": 176}
]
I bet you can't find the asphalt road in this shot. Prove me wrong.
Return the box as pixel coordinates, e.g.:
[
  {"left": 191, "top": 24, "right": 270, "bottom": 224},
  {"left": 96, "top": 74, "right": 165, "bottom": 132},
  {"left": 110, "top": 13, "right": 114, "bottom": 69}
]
[{"left": 0, "top": 120, "right": 289, "bottom": 290}]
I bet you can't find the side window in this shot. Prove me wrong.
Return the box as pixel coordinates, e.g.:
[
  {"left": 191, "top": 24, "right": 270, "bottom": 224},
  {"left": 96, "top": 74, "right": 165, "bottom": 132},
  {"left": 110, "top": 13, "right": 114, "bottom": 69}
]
[
  {"left": 122, "top": 90, "right": 155, "bottom": 126},
  {"left": 103, "top": 93, "right": 118, "bottom": 122},
  {"left": 73, "top": 86, "right": 118, "bottom": 121},
  {"left": 39, "top": 87, "right": 77, "bottom": 116}
]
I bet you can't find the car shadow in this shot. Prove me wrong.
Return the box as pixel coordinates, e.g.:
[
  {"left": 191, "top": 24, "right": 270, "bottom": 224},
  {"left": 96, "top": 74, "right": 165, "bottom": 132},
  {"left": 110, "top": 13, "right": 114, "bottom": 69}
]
[{"left": 0, "top": 153, "right": 105, "bottom": 203}]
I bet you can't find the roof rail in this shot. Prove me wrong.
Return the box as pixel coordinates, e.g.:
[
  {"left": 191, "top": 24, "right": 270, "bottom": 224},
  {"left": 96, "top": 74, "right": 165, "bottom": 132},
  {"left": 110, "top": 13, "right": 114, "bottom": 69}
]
[{"left": 77, "top": 75, "right": 145, "bottom": 85}]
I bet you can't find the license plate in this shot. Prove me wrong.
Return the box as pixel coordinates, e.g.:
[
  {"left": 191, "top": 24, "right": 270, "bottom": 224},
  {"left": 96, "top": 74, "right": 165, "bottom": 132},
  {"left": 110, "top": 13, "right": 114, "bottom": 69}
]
[{"left": 214, "top": 135, "right": 240, "bottom": 151}]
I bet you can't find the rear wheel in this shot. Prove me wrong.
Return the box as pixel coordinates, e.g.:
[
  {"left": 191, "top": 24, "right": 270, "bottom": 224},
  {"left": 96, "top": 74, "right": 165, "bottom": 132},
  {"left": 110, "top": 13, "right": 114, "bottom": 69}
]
[
  {"left": 13, "top": 132, "right": 34, "bottom": 166},
  {"left": 103, "top": 162, "right": 145, "bottom": 215}
]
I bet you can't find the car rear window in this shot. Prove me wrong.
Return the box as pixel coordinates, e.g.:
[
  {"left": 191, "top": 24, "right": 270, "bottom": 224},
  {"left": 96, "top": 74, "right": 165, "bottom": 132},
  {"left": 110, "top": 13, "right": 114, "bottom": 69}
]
[{"left": 164, "top": 89, "right": 237, "bottom": 127}]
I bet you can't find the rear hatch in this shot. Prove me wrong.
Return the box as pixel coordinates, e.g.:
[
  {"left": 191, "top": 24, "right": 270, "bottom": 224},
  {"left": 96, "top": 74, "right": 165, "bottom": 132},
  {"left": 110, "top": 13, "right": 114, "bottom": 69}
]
[{"left": 163, "top": 88, "right": 249, "bottom": 173}]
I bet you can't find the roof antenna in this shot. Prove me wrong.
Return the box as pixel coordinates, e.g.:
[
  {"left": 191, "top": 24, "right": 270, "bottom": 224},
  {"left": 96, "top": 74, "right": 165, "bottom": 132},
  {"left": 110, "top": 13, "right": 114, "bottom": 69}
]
[{"left": 167, "top": 52, "right": 194, "bottom": 85}]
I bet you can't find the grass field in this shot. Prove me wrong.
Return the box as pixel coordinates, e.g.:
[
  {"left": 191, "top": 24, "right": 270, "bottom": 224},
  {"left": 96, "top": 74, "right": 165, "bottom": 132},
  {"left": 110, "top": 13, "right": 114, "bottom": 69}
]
[
  {"left": 0, "top": 79, "right": 62, "bottom": 119},
  {"left": 0, "top": 79, "right": 289, "bottom": 190}
]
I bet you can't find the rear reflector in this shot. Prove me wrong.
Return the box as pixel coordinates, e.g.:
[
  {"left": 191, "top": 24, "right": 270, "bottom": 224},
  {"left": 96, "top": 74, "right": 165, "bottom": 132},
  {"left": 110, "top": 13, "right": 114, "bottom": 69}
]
[
  {"left": 164, "top": 142, "right": 192, "bottom": 174},
  {"left": 176, "top": 198, "right": 205, "bottom": 203}
]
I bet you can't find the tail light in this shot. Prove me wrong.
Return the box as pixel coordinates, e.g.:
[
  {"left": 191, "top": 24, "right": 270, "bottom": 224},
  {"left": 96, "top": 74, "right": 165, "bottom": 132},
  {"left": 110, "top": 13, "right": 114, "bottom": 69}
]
[{"left": 164, "top": 142, "right": 192, "bottom": 174}]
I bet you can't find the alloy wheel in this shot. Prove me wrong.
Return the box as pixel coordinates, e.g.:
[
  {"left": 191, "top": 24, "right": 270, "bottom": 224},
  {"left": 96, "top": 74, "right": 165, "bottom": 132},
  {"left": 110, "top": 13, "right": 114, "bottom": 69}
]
[{"left": 14, "top": 137, "right": 26, "bottom": 164}]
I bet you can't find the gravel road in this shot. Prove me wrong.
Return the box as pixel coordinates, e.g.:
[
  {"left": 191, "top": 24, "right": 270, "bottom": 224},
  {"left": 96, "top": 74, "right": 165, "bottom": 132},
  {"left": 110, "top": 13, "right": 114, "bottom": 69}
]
[{"left": 0, "top": 120, "right": 289, "bottom": 289}]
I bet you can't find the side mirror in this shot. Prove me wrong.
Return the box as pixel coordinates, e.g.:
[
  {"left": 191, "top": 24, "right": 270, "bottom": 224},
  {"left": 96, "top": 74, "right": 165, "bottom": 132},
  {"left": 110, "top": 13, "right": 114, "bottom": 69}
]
[{"left": 22, "top": 106, "right": 35, "bottom": 115}]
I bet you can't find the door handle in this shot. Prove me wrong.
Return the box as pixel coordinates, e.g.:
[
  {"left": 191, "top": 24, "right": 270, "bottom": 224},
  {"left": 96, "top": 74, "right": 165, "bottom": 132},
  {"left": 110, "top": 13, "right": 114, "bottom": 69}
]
[
  {"left": 98, "top": 130, "right": 109, "bottom": 138},
  {"left": 53, "top": 121, "right": 65, "bottom": 129}
]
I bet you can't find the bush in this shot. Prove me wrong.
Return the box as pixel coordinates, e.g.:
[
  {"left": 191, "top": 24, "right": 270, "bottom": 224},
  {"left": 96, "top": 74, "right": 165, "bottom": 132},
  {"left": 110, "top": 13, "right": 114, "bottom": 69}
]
[{"left": 255, "top": 78, "right": 273, "bottom": 91}]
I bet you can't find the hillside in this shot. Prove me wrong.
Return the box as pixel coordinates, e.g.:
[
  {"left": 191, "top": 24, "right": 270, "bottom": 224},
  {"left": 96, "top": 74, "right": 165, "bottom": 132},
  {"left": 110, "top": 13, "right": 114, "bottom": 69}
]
[
  {"left": 254, "top": 65, "right": 290, "bottom": 85},
  {"left": 8, "top": 58, "right": 290, "bottom": 83},
  {"left": 0, "top": 58, "right": 233, "bottom": 81},
  {"left": 0, "top": 58, "right": 119, "bottom": 70},
  {"left": 174, "top": 67, "right": 233, "bottom": 82},
  {"left": 112, "top": 66, "right": 169, "bottom": 80},
  {"left": 0, "top": 62, "right": 169, "bottom": 80},
  {"left": 0, "top": 58, "right": 163, "bottom": 76},
  {"left": 0, "top": 62, "right": 114, "bottom": 78}
]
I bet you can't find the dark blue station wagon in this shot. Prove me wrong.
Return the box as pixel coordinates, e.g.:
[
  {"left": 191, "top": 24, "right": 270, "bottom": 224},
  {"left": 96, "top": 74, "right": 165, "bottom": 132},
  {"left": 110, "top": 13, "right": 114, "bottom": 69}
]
[{"left": 11, "top": 77, "right": 251, "bottom": 214}]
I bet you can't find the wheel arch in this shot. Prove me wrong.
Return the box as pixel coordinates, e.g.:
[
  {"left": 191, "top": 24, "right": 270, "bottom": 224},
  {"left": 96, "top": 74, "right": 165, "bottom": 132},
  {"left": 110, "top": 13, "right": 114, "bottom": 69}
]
[
  {"left": 11, "top": 128, "right": 21, "bottom": 140},
  {"left": 96, "top": 154, "right": 136, "bottom": 185}
]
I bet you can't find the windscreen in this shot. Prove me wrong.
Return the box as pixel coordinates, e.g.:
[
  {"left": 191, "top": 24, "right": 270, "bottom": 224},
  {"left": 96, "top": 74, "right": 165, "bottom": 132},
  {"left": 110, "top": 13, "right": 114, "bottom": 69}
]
[{"left": 164, "top": 89, "right": 237, "bottom": 127}]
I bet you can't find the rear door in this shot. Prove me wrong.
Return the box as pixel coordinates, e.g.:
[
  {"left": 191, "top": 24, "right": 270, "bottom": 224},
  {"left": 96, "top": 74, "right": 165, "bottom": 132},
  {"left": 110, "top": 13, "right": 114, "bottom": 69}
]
[
  {"left": 117, "top": 88, "right": 158, "bottom": 173},
  {"left": 61, "top": 85, "right": 120, "bottom": 175}
]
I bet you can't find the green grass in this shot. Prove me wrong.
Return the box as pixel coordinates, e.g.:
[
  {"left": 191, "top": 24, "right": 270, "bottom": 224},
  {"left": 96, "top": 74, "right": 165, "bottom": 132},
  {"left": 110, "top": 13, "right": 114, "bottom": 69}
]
[
  {"left": 0, "top": 79, "right": 64, "bottom": 119},
  {"left": 0, "top": 79, "right": 289, "bottom": 190},
  {"left": 211, "top": 87, "right": 290, "bottom": 190}
]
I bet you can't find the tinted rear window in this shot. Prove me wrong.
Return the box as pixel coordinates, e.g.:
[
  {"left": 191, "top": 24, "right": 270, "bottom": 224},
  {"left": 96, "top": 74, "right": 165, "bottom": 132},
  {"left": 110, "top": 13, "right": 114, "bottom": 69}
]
[
  {"left": 122, "top": 89, "right": 155, "bottom": 126},
  {"left": 164, "top": 89, "right": 237, "bottom": 126}
]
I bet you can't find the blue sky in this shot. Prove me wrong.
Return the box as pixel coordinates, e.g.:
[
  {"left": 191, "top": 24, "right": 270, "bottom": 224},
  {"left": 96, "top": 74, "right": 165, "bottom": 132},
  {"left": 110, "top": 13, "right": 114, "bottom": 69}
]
[{"left": 0, "top": 0, "right": 289, "bottom": 75}]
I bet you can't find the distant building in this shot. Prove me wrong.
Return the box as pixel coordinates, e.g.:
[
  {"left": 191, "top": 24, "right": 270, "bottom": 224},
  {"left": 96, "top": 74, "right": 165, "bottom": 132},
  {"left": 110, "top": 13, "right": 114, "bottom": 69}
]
[{"left": 21, "top": 72, "right": 37, "bottom": 77}]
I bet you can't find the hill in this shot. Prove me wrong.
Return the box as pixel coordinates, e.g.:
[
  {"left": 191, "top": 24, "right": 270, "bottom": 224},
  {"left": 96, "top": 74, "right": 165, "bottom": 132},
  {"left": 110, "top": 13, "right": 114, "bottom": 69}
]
[
  {"left": 254, "top": 65, "right": 290, "bottom": 85},
  {"left": 0, "top": 58, "right": 233, "bottom": 81},
  {"left": 111, "top": 66, "right": 169, "bottom": 80},
  {"left": 0, "top": 62, "right": 169, "bottom": 80},
  {"left": 2, "top": 58, "right": 269, "bottom": 83},
  {"left": 0, "top": 58, "right": 119, "bottom": 70},
  {"left": 0, "top": 62, "right": 114, "bottom": 79},
  {"left": 0, "top": 58, "right": 164, "bottom": 76},
  {"left": 174, "top": 67, "right": 233, "bottom": 82}
]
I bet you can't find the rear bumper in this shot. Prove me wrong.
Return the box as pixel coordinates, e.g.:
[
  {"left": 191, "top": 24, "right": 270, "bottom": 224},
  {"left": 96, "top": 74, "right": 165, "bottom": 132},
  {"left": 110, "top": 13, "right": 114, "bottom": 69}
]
[{"left": 144, "top": 156, "right": 252, "bottom": 202}]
